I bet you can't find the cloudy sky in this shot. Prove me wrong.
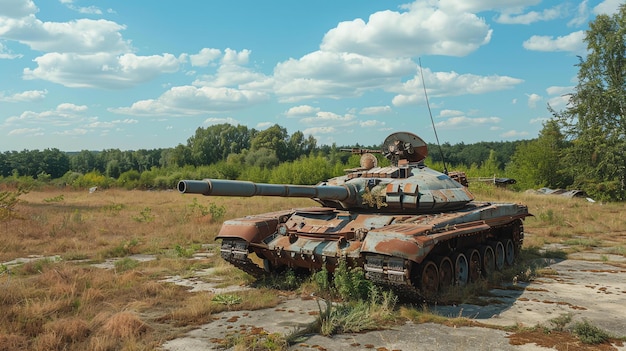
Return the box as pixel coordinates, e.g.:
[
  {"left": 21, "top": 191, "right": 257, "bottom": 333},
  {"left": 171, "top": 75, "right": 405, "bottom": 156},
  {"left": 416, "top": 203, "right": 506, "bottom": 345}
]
[{"left": 0, "top": 0, "right": 622, "bottom": 151}]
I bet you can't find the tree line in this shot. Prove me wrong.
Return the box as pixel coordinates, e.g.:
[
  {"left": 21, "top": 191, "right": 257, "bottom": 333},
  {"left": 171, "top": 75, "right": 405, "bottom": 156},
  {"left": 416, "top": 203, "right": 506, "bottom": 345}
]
[{"left": 0, "top": 122, "right": 522, "bottom": 186}]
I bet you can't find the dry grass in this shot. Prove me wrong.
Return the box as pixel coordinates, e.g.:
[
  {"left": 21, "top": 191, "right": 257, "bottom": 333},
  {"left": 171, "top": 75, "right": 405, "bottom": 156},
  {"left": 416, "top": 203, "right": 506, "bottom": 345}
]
[
  {"left": 1, "top": 185, "right": 624, "bottom": 350},
  {"left": 0, "top": 188, "right": 312, "bottom": 350},
  {"left": 470, "top": 183, "right": 626, "bottom": 257}
]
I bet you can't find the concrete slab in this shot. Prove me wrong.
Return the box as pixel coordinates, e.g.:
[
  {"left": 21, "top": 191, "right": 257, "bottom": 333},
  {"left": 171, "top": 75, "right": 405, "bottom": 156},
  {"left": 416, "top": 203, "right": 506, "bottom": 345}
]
[{"left": 162, "top": 258, "right": 626, "bottom": 351}]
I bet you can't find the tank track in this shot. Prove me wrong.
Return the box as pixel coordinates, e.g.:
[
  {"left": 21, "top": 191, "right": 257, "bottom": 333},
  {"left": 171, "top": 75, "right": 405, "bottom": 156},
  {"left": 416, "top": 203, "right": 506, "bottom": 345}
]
[{"left": 220, "top": 239, "right": 269, "bottom": 279}]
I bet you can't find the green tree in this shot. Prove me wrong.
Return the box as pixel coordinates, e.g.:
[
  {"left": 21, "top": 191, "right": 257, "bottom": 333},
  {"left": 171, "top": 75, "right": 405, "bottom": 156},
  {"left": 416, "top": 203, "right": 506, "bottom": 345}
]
[
  {"left": 250, "top": 124, "right": 288, "bottom": 161},
  {"left": 554, "top": 5, "right": 626, "bottom": 201},
  {"left": 187, "top": 124, "right": 253, "bottom": 166},
  {"left": 507, "top": 120, "right": 569, "bottom": 190}
]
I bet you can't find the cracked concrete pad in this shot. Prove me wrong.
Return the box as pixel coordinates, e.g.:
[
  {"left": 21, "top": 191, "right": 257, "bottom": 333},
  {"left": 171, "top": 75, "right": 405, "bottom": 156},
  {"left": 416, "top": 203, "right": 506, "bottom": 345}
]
[
  {"left": 162, "top": 259, "right": 626, "bottom": 351},
  {"left": 436, "top": 259, "right": 626, "bottom": 337}
]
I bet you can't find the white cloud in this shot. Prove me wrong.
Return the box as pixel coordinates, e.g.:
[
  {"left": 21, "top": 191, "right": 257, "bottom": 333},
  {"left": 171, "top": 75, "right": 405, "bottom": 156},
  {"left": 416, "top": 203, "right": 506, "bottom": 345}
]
[
  {"left": 256, "top": 121, "right": 273, "bottom": 129},
  {"left": 500, "top": 130, "right": 529, "bottom": 138},
  {"left": 359, "top": 106, "right": 392, "bottom": 115},
  {"left": 547, "top": 95, "right": 571, "bottom": 110},
  {"left": 0, "top": 15, "right": 130, "bottom": 54},
  {"left": 274, "top": 51, "right": 414, "bottom": 102},
  {"left": 526, "top": 93, "right": 542, "bottom": 108},
  {"left": 299, "top": 111, "right": 357, "bottom": 125},
  {"left": 392, "top": 68, "right": 523, "bottom": 106},
  {"left": 111, "top": 85, "right": 270, "bottom": 116},
  {"left": 203, "top": 117, "right": 240, "bottom": 126},
  {"left": 435, "top": 0, "right": 542, "bottom": 14},
  {"left": 495, "top": 4, "right": 565, "bottom": 24},
  {"left": 0, "top": 0, "right": 38, "bottom": 18},
  {"left": 23, "top": 52, "right": 181, "bottom": 88},
  {"left": 190, "top": 48, "right": 221, "bottom": 67},
  {"left": 439, "top": 109, "right": 464, "bottom": 117},
  {"left": 53, "top": 128, "right": 88, "bottom": 136},
  {"left": 0, "top": 3, "right": 185, "bottom": 89},
  {"left": 0, "top": 42, "right": 23, "bottom": 59},
  {"left": 0, "top": 89, "right": 47, "bottom": 102},
  {"left": 59, "top": 0, "right": 103, "bottom": 15},
  {"left": 594, "top": 0, "right": 622, "bottom": 15},
  {"left": 321, "top": 1, "right": 492, "bottom": 58},
  {"left": 302, "top": 126, "right": 338, "bottom": 136},
  {"left": 8, "top": 127, "right": 44, "bottom": 136},
  {"left": 3, "top": 103, "right": 95, "bottom": 130},
  {"left": 285, "top": 105, "right": 320, "bottom": 117},
  {"left": 194, "top": 63, "right": 271, "bottom": 89},
  {"left": 360, "top": 119, "right": 385, "bottom": 127},
  {"left": 523, "top": 31, "right": 586, "bottom": 53},
  {"left": 546, "top": 85, "right": 574, "bottom": 110},
  {"left": 546, "top": 85, "right": 574, "bottom": 96},
  {"left": 530, "top": 117, "right": 549, "bottom": 124},
  {"left": 568, "top": 0, "right": 590, "bottom": 27},
  {"left": 435, "top": 116, "right": 502, "bottom": 129}
]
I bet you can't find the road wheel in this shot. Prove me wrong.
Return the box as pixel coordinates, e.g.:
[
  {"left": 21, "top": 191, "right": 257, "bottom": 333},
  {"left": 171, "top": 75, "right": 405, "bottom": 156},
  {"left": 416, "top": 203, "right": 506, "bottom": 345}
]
[
  {"left": 503, "top": 238, "right": 515, "bottom": 266},
  {"left": 453, "top": 252, "right": 469, "bottom": 286},
  {"left": 490, "top": 240, "right": 505, "bottom": 271},
  {"left": 435, "top": 256, "right": 454, "bottom": 290},
  {"left": 418, "top": 260, "right": 440, "bottom": 300},
  {"left": 480, "top": 245, "right": 495, "bottom": 277},
  {"left": 465, "top": 248, "right": 481, "bottom": 283}
]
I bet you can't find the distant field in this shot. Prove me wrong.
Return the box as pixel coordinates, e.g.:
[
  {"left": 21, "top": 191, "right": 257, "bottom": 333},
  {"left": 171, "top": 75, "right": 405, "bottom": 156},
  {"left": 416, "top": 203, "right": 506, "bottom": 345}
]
[{"left": 1, "top": 185, "right": 625, "bottom": 350}]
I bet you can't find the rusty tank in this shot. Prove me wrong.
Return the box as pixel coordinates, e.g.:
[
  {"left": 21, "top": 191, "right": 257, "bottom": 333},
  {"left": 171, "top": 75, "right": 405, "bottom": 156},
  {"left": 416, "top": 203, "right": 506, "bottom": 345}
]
[{"left": 178, "top": 132, "right": 530, "bottom": 300}]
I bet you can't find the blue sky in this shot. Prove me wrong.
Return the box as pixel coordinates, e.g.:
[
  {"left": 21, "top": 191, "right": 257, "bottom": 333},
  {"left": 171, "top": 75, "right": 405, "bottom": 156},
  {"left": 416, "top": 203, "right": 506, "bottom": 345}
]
[{"left": 0, "top": 0, "right": 622, "bottom": 151}]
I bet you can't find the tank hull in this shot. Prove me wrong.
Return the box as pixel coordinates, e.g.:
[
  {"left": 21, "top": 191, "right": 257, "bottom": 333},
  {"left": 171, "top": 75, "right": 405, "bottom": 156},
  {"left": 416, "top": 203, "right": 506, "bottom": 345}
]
[{"left": 217, "top": 201, "right": 528, "bottom": 300}]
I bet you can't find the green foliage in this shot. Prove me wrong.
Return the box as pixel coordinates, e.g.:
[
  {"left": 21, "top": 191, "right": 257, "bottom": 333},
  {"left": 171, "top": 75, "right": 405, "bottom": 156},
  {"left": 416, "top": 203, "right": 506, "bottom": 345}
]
[
  {"left": 208, "top": 202, "right": 226, "bottom": 222},
  {"left": 257, "top": 269, "right": 304, "bottom": 291},
  {"left": 71, "top": 170, "right": 113, "bottom": 189},
  {"left": 211, "top": 294, "right": 243, "bottom": 308},
  {"left": 43, "top": 194, "right": 64, "bottom": 203},
  {"left": 103, "top": 203, "right": 125, "bottom": 215},
  {"left": 312, "top": 266, "right": 330, "bottom": 292},
  {"left": 318, "top": 287, "right": 397, "bottom": 336},
  {"left": 133, "top": 207, "right": 155, "bottom": 223},
  {"left": 221, "top": 329, "right": 287, "bottom": 351},
  {"left": 174, "top": 244, "right": 200, "bottom": 258},
  {"left": 105, "top": 239, "right": 140, "bottom": 258},
  {"left": 269, "top": 155, "right": 333, "bottom": 184},
  {"left": 548, "top": 313, "right": 572, "bottom": 331},
  {"left": 332, "top": 259, "right": 374, "bottom": 301},
  {"left": 117, "top": 170, "right": 141, "bottom": 189},
  {"left": 187, "top": 198, "right": 226, "bottom": 222},
  {"left": 0, "top": 187, "right": 28, "bottom": 223},
  {"left": 506, "top": 120, "right": 570, "bottom": 191},
  {"left": 552, "top": 5, "right": 626, "bottom": 201},
  {"left": 572, "top": 320, "right": 610, "bottom": 344},
  {"left": 114, "top": 257, "right": 139, "bottom": 272},
  {"left": 537, "top": 209, "right": 566, "bottom": 226}
]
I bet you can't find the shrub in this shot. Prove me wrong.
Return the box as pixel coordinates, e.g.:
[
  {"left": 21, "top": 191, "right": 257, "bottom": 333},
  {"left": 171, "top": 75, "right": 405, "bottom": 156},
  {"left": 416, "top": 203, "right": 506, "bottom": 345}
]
[{"left": 572, "top": 320, "right": 610, "bottom": 344}]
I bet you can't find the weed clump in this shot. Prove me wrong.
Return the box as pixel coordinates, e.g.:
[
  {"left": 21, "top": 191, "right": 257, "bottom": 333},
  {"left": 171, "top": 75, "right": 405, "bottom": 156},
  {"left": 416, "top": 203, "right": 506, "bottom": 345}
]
[{"left": 572, "top": 319, "right": 610, "bottom": 344}]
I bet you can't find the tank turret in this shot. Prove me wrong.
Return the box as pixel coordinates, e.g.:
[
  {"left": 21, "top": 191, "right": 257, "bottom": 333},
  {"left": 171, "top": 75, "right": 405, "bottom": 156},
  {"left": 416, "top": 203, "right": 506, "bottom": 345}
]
[{"left": 178, "top": 131, "right": 531, "bottom": 301}]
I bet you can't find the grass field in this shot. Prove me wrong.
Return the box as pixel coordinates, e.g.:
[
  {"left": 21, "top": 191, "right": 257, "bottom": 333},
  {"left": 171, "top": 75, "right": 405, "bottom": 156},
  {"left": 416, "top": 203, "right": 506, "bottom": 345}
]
[{"left": 1, "top": 184, "right": 625, "bottom": 350}]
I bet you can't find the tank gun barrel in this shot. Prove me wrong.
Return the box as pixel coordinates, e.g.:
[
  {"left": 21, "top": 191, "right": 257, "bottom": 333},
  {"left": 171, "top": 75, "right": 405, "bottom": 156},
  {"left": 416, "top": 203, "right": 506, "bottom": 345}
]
[{"left": 178, "top": 179, "right": 356, "bottom": 201}]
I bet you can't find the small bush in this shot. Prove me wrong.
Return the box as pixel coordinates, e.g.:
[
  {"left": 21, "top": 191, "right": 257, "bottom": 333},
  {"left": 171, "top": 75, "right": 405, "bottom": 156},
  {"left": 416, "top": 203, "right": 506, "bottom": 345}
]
[
  {"left": 332, "top": 259, "right": 373, "bottom": 301},
  {"left": 572, "top": 320, "right": 610, "bottom": 344},
  {"left": 114, "top": 257, "right": 139, "bottom": 272}
]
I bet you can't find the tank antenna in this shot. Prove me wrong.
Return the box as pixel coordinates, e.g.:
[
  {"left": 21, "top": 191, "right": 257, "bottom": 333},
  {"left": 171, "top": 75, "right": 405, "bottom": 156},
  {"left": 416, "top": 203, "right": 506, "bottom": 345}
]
[{"left": 418, "top": 58, "right": 449, "bottom": 175}]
